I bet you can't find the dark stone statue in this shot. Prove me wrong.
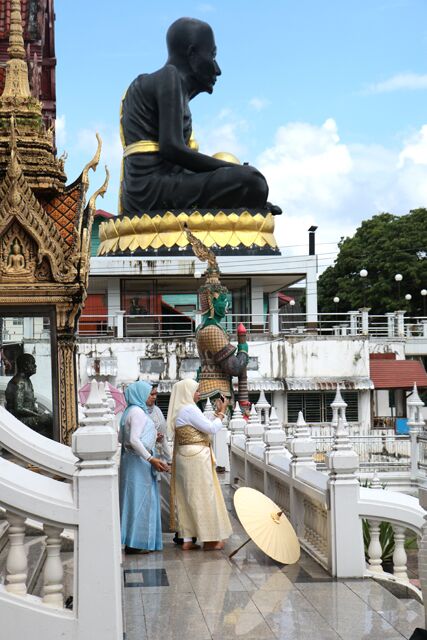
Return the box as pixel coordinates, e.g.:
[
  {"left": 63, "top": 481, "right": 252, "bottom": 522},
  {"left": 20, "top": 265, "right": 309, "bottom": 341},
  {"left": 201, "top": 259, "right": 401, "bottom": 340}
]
[
  {"left": 120, "top": 17, "right": 278, "bottom": 214},
  {"left": 5, "top": 353, "right": 53, "bottom": 438}
]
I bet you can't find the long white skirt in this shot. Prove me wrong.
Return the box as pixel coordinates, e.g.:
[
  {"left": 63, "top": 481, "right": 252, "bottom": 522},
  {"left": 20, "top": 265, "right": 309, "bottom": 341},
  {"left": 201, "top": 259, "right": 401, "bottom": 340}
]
[{"left": 175, "top": 444, "right": 232, "bottom": 542}]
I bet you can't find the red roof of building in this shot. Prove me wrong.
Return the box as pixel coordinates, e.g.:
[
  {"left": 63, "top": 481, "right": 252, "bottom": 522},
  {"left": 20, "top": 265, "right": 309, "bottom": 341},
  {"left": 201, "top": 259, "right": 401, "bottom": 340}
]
[
  {"left": 370, "top": 358, "right": 427, "bottom": 389},
  {"left": 95, "top": 209, "right": 114, "bottom": 219}
]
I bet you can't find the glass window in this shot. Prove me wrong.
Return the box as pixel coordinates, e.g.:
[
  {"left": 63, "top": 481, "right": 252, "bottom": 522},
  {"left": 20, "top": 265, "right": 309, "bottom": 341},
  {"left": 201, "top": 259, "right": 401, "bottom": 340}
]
[{"left": 0, "top": 313, "right": 55, "bottom": 439}]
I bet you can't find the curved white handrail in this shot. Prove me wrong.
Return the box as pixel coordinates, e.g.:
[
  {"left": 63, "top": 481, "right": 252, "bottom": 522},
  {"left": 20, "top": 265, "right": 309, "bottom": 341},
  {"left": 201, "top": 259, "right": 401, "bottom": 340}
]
[
  {"left": 0, "top": 591, "right": 76, "bottom": 640},
  {"left": 0, "top": 458, "right": 77, "bottom": 526},
  {"left": 0, "top": 407, "right": 77, "bottom": 479},
  {"left": 359, "top": 487, "right": 425, "bottom": 535}
]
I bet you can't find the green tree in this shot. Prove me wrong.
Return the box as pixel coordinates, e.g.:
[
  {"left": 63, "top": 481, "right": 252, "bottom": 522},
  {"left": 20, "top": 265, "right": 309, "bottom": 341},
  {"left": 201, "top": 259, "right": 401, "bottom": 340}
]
[{"left": 318, "top": 209, "right": 427, "bottom": 314}]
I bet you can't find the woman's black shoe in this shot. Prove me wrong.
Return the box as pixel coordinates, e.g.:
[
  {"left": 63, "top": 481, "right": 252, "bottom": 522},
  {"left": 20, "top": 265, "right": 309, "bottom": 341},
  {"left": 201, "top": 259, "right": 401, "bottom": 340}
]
[
  {"left": 173, "top": 533, "right": 197, "bottom": 545},
  {"left": 125, "top": 545, "right": 150, "bottom": 554}
]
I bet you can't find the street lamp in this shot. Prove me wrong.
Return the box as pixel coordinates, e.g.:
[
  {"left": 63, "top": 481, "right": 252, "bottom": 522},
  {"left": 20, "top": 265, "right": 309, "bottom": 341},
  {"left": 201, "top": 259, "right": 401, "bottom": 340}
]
[
  {"left": 395, "top": 273, "right": 403, "bottom": 303},
  {"left": 405, "top": 294, "right": 412, "bottom": 301},
  {"left": 360, "top": 269, "right": 368, "bottom": 307},
  {"left": 333, "top": 296, "right": 340, "bottom": 316},
  {"left": 421, "top": 289, "right": 427, "bottom": 316}
]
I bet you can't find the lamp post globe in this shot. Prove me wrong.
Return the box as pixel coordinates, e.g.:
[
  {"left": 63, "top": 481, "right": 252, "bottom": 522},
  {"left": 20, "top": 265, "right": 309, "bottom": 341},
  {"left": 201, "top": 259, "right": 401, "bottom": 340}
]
[
  {"left": 333, "top": 296, "right": 340, "bottom": 304},
  {"left": 405, "top": 294, "right": 412, "bottom": 301},
  {"left": 394, "top": 273, "right": 403, "bottom": 304},
  {"left": 359, "top": 270, "right": 368, "bottom": 307}
]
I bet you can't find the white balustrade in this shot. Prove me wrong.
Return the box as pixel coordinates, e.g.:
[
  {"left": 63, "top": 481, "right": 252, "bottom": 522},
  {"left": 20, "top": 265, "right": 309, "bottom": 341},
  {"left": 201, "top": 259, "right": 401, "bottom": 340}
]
[
  {"left": 5, "top": 512, "right": 27, "bottom": 595},
  {"left": 244, "top": 405, "right": 265, "bottom": 455},
  {"left": 263, "top": 407, "right": 287, "bottom": 464},
  {"left": 289, "top": 411, "right": 316, "bottom": 469},
  {"left": 392, "top": 525, "right": 409, "bottom": 582},
  {"left": 367, "top": 520, "right": 383, "bottom": 573},
  {"left": 42, "top": 525, "right": 64, "bottom": 607},
  {"left": 229, "top": 402, "right": 246, "bottom": 436},
  {"left": 0, "top": 379, "right": 123, "bottom": 640},
  {"left": 255, "top": 390, "right": 270, "bottom": 426}
]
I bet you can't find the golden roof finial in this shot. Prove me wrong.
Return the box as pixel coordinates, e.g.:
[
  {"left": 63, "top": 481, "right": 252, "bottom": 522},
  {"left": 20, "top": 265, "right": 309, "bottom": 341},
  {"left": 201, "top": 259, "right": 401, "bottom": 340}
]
[
  {"left": 2, "top": 0, "right": 31, "bottom": 99},
  {"left": 8, "top": 0, "right": 26, "bottom": 60}
]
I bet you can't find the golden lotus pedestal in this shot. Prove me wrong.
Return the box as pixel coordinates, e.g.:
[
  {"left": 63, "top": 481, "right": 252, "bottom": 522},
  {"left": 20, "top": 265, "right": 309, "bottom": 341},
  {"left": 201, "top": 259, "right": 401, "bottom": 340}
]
[{"left": 97, "top": 208, "right": 280, "bottom": 256}]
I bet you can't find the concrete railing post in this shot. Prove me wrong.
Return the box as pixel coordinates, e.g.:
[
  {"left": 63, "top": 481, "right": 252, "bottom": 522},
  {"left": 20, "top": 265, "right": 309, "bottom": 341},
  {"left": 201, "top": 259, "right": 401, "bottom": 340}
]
[
  {"left": 263, "top": 406, "right": 287, "bottom": 465},
  {"left": 326, "top": 411, "right": 364, "bottom": 578},
  {"left": 72, "top": 380, "right": 123, "bottom": 639},
  {"left": 386, "top": 312, "right": 395, "bottom": 338},
  {"left": 348, "top": 311, "right": 359, "bottom": 336},
  {"left": 396, "top": 310, "right": 406, "bottom": 337},
  {"left": 115, "top": 310, "right": 125, "bottom": 338},
  {"left": 407, "top": 383, "right": 426, "bottom": 481}
]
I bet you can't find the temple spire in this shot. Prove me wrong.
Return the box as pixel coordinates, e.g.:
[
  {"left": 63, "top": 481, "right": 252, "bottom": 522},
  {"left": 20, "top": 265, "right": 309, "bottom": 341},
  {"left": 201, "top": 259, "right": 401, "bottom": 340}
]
[{"left": 2, "top": 0, "right": 31, "bottom": 99}]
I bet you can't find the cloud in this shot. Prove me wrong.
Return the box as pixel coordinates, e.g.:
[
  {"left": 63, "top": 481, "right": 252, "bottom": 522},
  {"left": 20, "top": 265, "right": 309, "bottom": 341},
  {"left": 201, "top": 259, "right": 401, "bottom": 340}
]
[
  {"left": 55, "top": 115, "right": 66, "bottom": 147},
  {"left": 366, "top": 72, "right": 427, "bottom": 94},
  {"left": 398, "top": 124, "right": 427, "bottom": 166},
  {"left": 256, "top": 119, "right": 427, "bottom": 254},
  {"left": 195, "top": 111, "right": 249, "bottom": 159},
  {"left": 249, "top": 97, "right": 269, "bottom": 111},
  {"left": 197, "top": 3, "right": 215, "bottom": 12}
]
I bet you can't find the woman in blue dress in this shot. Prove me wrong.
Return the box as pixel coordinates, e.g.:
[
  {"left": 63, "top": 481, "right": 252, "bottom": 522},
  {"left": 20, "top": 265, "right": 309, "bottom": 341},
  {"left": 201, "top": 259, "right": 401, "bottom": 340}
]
[{"left": 119, "top": 380, "right": 170, "bottom": 553}]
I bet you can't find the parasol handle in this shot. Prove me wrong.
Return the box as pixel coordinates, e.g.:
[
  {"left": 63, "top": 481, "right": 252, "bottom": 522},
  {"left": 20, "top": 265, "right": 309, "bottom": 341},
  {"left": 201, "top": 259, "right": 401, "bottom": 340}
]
[
  {"left": 228, "top": 537, "right": 251, "bottom": 559},
  {"left": 270, "top": 510, "right": 283, "bottom": 524}
]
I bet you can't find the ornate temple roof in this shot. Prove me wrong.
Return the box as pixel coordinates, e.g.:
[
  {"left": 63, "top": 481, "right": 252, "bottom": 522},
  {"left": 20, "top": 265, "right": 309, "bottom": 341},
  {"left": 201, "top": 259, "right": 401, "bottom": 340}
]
[
  {"left": 0, "top": 0, "right": 108, "bottom": 288},
  {"left": 0, "top": 0, "right": 55, "bottom": 129},
  {"left": 0, "top": 0, "right": 63, "bottom": 196}
]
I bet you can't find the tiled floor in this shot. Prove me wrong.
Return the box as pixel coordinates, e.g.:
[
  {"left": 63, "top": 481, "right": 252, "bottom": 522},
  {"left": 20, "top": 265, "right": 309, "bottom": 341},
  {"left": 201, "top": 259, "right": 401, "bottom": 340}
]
[{"left": 122, "top": 485, "right": 425, "bottom": 640}]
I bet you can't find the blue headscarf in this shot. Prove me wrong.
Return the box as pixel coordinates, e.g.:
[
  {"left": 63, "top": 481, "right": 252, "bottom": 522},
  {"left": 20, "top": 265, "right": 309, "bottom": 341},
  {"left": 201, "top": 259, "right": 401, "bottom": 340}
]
[{"left": 120, "top": 380, "right": 153, "bottom": 430}]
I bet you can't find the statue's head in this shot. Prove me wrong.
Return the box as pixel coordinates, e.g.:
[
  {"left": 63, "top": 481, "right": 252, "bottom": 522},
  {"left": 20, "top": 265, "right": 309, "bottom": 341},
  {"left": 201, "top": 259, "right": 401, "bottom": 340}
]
[
  {"left": 16, "top": 353, "right": 36, "bottom": 377},
  {"left": 167, "top": 17, "right": 221, "bottom": 94}
]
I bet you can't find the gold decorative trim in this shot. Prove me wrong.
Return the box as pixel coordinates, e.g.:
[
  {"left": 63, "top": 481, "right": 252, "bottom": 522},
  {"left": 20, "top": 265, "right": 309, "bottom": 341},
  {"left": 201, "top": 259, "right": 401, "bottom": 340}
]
[
  {"left": 123, "top": 140, "right": 159, "bottom": 156},
  {"left": 81, "top": 133, "right": 102, "bottom": 188},
  {"left": 98, "top": 210, "right": 277, "bottom": 255}
]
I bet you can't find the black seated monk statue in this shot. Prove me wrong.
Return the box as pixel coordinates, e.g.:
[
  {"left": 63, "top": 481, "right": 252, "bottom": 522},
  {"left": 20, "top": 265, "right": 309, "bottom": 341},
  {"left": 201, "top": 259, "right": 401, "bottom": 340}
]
[
  {"left": 5, "top": 353, "right": 53, "bottom": 438},
  {"left": 120, "top": 17, "right": 278, "bottom": 214}
]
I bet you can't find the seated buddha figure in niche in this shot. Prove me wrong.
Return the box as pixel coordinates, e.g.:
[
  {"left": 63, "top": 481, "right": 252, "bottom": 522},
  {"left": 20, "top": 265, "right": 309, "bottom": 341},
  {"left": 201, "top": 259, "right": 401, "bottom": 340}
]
[
  {"left": 120, "top": 17, "right": 279, "bottom": 215},
  {"left": 7, "top": 239, "right": 25, "bottom": 272}
]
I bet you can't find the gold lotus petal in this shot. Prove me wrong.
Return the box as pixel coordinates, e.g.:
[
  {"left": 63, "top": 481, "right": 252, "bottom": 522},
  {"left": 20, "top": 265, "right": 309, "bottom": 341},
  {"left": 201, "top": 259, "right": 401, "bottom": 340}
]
[
  {"left": 176, "top": 231, "right": 189, "bottom": 247},
  {"left": 159, "top": 211, "right": 181, "bottom": 232},
  {"left": 132, "top": 214, "right": 153, "bottom": 234},
  {"left": 262, "top": 233, "right": 277, "bottom": 247},
  {"left": 238, "top": 211, "right": 257, "bottom": 230},
  {"left": 210, "top": 211, "right": 227, "bottom": 231},
  {"left": 103, "top": 218, "right": 118, "bottom": 241},
  {"left": 186, "top": 211, "right": 212, "bottom": 233},
  {"left": 209, "top": 212, "right": 233, "bottom": 246},
  {"left": 151, "top": 214, "right": 164, "bottom": 234},
  {"left": 264, "top": 213, "right": 275, "bottom": 232},
  {"left": 118, "top": 235, "right": 132, "bottom": 252},
  {"left": 128, "top": 236, "right": 142, "bottom": 252},
  {"left": 150, "top": 233, "right": 164, "bottom": 249},
  {"left": 117, "top": 216, "right": 134, "bottom": 237},
  {"left": 229, "top": 212, "right": 239, "bottom": 228},
  {"left": 177, "top": 212, "right": 189, "bottom": 223}
]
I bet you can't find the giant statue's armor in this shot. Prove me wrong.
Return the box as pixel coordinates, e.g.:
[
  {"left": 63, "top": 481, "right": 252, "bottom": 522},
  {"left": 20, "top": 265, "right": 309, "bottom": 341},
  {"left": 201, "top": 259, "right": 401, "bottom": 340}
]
[{"left": 186, "top": 229, "right": 248, "bottom": 402}]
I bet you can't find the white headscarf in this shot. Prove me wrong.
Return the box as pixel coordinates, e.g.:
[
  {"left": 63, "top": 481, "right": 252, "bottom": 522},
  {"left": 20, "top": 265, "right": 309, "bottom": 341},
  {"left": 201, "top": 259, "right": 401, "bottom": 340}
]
[{"left": 167, "top": 379, "right": 199, "bottom": 437}]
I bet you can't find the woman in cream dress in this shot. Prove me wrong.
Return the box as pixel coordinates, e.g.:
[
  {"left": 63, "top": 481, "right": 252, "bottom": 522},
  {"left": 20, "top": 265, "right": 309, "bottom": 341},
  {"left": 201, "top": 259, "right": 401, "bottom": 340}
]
[{"left": 167, "top": 379, "right": 232, "bottom": 550}]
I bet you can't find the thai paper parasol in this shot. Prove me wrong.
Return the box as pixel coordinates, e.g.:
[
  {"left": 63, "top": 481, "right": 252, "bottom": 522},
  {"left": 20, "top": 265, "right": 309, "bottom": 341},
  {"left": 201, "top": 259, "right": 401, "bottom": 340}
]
[
  {"left": 78, "top": 382, "right": 126, "bottom": 414},
  {"left": 230, "top": 487, "right": 300, "bottom": 564}
]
